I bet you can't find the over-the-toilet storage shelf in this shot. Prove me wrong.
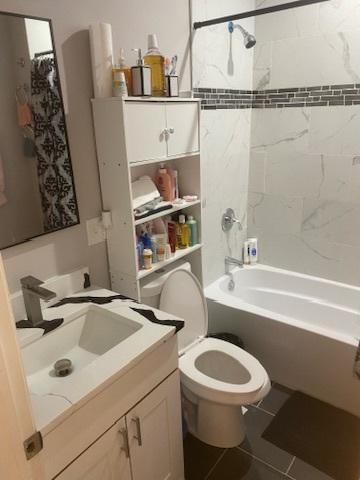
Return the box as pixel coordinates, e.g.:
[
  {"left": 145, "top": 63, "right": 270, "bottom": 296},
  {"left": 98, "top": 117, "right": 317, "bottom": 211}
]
[{"left": 92, "top": 97, "right": 203, "bottom": 301}]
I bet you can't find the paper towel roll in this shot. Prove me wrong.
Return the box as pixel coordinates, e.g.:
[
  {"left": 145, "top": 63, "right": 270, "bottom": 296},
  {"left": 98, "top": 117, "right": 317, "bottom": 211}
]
[{"left": 89, "top": 22, "right": 114, "bottom": 98}]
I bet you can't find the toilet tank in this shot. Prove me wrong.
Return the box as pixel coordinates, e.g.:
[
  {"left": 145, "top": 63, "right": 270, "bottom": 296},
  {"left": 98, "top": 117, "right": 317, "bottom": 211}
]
[{"left": 140, "top": 262, "right": 192, "bottom": 308}]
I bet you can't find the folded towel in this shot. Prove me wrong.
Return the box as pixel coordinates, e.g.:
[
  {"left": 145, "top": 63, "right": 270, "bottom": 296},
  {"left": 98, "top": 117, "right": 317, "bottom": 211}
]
[{"left": 0, "top": 152, "right": 7, "bottom": 207}]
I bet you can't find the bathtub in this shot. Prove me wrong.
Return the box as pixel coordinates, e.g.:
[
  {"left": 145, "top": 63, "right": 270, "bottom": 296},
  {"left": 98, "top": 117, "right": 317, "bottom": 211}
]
[{"left": 205, "top": 264, "right": 360, "bottom": 417}]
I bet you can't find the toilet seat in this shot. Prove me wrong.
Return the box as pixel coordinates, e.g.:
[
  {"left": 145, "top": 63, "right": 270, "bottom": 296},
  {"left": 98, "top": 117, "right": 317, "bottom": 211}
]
[
  {"left": 160, "top": 269, "right": 270, "bottom": 407},
  {"left": 180, "top": 337, "right": 268, "bottom": 405}
]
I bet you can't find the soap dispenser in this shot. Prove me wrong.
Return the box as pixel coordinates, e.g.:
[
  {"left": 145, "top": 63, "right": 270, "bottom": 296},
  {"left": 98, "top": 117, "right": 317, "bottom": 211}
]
[{"left": 131, "top": 48, "right": 151, "bottom": 97}]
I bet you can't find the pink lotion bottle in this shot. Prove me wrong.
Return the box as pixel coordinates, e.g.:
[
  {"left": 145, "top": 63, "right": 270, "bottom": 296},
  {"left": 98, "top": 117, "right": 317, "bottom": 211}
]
[{"left": 156, "top": 164, "right": 173, "bottom": 201}]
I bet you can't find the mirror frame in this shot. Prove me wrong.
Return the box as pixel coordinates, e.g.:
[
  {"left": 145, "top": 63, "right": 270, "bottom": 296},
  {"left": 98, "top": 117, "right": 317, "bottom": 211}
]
[{"left": 0, "top": 10, "right": 80, "bottom": 250}]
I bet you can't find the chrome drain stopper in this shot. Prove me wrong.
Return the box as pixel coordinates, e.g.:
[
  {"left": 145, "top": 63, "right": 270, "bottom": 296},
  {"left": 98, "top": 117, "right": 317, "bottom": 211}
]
[{"left": 54, "top": 358, "right": 73, "bottom": 377}]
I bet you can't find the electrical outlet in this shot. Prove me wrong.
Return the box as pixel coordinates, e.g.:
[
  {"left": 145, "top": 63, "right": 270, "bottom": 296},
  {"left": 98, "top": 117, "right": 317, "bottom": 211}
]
[{"left": 86, "top": 217, "right": 106, "bottom": 246}]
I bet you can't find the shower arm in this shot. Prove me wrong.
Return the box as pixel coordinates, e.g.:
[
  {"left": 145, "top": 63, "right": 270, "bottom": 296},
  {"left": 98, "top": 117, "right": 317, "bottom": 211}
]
[{"left": 193, "top": 0, "right": 330, "bottom": 30}]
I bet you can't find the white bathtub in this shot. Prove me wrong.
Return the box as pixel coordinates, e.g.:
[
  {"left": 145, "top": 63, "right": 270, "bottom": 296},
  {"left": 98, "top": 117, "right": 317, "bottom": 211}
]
[{"left": 205, "top": 264, "right": 360, "bottom": 417}]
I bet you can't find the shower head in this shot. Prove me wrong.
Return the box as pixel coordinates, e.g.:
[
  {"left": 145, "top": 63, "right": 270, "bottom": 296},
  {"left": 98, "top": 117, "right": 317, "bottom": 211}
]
[{"left": 228, "top": 21, "right": 256, "bottom": 49}]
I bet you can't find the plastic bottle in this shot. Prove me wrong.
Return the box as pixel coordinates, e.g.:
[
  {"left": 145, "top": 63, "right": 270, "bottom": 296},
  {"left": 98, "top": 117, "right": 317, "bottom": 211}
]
[
  {"left": 248, "top": 238, "right": 258, "bottom": 265},
  {"left": 156, "top": 164, "right": 173, "bottom": 201},
  {"left": 144, "top": 34, "right": 166, "bottom": 97},
  {"left": 167, "top": 220, "right": 177, "bottom": 254},
  {"left": 118, "top": 48, "right": 132, "bottom": 95},
  {"left": 143, "top": 249, "right": 153, "bottom": 270},
  {"left": 176, "top": 214, "right": 190, "bottom": 249},
  {"left": 243, "top": 240, "right": 251, "bottom": 265},
  {"left": 186, "top": 216, "right": 198, "bottom": 246}
]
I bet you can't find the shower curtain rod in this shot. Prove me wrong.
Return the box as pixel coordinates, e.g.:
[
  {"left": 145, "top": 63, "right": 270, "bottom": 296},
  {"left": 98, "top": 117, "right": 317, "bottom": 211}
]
[{"left": 193, "top": 0, "right": 330, "bottom": 30}]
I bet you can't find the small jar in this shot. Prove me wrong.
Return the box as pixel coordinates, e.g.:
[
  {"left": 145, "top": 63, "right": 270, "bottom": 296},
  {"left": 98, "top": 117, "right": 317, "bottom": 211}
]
[
  {"left": 157, "top": 244, "right": 165, "bottom": 262},
  {"left": 164, "top": 243, "right": 172, "bottom": 260},
  {"left": 143, "top": 249, "right": 153, "bottom": 270}
]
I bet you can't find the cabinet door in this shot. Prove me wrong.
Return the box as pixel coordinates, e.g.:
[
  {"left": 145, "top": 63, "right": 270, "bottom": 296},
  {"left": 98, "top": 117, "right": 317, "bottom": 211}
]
[
  {"left": 166, "top": 103, "right": 199, "bottom": 157},
  {"left": 127, "top": 370, "right": 184, "bottom": 480},
  {"left": 125, "top": 102, "right": 167, "bottom": 163},
  {"left": 55, "top": 418, "right": 132, "bottom": 480}
]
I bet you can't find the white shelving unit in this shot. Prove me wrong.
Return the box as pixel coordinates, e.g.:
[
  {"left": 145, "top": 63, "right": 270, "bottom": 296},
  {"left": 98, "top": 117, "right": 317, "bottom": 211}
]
[{"left": 92, "top": 97, "right": 203, "bottom": 302}]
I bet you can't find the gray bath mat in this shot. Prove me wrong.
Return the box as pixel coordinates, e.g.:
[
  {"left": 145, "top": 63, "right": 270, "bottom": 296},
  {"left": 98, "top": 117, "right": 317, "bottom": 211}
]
[{"left": 262, "top": 392, "right": 360, "bottom": 480}]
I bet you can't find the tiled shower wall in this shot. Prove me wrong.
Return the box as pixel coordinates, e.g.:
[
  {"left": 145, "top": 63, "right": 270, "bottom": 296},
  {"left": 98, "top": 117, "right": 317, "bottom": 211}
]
[
  {"left": 248, "top": 0, "right": 360, "bottom": 285},
  {"left": 192, "top": 0, "right": 255, "bottom": 285}
]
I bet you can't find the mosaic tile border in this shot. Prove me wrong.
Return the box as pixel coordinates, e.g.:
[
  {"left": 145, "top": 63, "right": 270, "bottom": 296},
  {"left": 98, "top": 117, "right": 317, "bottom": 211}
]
[{"left": 193, "top": 84, "right": 360, "bottom": 109}]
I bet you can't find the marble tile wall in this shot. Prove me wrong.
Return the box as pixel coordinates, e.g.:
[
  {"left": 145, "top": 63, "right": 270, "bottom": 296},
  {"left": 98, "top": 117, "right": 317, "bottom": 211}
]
[
  {"left": 248, "top": 0, "right": 360, "bottom": 285},
  {"left": 192, "top": 0, "right": 255, "bottom": 284},
  {"left": 248, "top": 105, "right": 360, "bottom": 285}
]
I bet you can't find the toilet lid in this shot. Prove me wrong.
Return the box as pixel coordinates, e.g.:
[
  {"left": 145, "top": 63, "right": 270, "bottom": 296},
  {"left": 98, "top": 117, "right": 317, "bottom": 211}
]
[{"left": 159, "top": 269, "right": 208, "bottom": 352}]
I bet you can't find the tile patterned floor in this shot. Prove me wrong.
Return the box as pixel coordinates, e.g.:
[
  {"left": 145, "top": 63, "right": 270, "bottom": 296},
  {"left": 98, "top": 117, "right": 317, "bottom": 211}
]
[{"left": 183, "top": 384, "right": 336, "bottom": 480}]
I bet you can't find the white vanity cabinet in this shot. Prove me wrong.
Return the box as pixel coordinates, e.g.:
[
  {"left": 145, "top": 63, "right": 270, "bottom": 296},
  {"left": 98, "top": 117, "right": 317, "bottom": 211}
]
[
  {"left": 55, "top": 417, "right": 132, "bottom": 480},
  {"left": 54, "top": 371, "right": 183, "bottom": 480},
  {"left": 124, "top": 100, "right": 199, "bottom": 164}
]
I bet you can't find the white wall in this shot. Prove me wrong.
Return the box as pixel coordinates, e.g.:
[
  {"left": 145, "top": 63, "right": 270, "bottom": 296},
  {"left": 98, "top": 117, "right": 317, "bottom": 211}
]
[
  {"left": 192, "top": 0, "right": 255, "bottom": 285},
  {"left": 0, "top": 0, "right": 191, "bottom": 293}
]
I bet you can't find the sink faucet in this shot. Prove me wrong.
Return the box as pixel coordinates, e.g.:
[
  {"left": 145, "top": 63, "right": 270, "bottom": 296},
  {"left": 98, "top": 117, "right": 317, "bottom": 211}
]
[
  {"left": 20, "top": 276, "right": 56, "bottom": 327},
  {"left": 225, "top": 256, "right": 243, "bottom": 275}
]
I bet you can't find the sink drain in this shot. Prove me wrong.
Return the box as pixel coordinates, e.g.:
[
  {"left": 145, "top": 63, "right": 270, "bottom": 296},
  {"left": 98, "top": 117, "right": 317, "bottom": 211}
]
[{"left": 54, "top": 358, "right": 73, "bottom": 377}]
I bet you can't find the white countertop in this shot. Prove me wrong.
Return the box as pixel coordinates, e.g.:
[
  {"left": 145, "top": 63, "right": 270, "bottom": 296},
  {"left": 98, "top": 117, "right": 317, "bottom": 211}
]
[{"left": 19, "top": 286, "right": 180, "bottom": 434}]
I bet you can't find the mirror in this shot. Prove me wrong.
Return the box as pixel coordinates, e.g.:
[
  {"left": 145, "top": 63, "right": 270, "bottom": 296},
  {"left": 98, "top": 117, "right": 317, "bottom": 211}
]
[{"left": 0, "top": 12, "right": 79, "bottom": 250}]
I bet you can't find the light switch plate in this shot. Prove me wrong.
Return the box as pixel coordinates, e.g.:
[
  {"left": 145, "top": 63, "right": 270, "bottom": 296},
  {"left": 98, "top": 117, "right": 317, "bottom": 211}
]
[{"left": 86, "top": 217, "right": 106, "bottom": 246}]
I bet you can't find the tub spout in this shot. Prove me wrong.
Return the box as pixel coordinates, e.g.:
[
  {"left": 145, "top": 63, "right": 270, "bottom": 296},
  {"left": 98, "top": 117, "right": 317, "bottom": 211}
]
[{"left": 225, "top": 256, "right": 243, "bottom": 275}]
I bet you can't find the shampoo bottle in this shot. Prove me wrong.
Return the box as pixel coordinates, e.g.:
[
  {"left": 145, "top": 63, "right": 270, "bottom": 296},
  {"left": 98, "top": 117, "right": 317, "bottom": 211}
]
[
  {"left": 144, "top": 34, "right": 166, "bottom": 97},
  {"left": 176, "top": 214, "right": 190, "bottom": 249},
  {"left": 186, "top": 216, "right": 198, "bottom": 246}
]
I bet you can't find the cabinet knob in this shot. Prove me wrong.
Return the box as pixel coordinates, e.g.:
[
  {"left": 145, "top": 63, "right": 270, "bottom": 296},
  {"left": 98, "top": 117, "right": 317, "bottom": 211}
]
[{"left": 168, "top": 127, "right": 175, "bottom": 134}]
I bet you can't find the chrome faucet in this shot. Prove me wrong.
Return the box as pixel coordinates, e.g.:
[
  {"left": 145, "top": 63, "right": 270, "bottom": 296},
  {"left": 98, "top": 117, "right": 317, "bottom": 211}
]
[
  {"left": 225, "top": 256, "right": 243, "bottom": 275},
  {"left": 20, "top": 276, "right": 56, "bottom": 327}
]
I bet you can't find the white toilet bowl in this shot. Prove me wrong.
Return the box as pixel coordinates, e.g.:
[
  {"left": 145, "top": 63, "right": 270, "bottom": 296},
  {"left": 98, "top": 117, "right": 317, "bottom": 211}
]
[{"left": 160, "top": 269, "right": 270, "bottom": 448}]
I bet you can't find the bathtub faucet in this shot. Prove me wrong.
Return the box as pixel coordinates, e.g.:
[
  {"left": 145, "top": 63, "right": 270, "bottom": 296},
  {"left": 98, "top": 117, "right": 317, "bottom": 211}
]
[{"left": 225, "top": 256, "right": 243, "bottom": 275}]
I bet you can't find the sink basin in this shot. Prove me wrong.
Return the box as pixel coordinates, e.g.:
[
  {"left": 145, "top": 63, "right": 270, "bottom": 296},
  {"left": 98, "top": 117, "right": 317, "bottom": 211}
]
[{"left": 22, "top": 304, "right": 142, "bottom": 395}]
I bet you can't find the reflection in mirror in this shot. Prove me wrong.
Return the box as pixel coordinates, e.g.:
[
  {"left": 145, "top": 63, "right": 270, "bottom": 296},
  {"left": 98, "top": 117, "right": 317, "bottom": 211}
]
[{"left": 0, "top": 13, "right": 79, "bottom": 250}]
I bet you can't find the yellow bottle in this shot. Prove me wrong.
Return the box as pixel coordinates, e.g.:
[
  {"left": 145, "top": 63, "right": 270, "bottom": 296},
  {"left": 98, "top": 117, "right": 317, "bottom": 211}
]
[
  {"left": 144, "top": 34, "right": 166, "bottom": 97},
  {"left": 176, "top": 215, "right": 190, "bottom": 249}
]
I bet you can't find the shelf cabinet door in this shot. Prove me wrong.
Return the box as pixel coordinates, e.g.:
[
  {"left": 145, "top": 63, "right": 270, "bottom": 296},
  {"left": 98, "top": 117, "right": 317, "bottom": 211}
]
[
  {"left": 125, "top": 102, "right": 167, "bottom": 164},
  {"left": 55, "top": 418, "right": 132, "bottom": 480},
  {"left": 166, "top": 102, "right": 199, "bottom": 157},
  {"left": 127, "top": 370, "right": 184, "bottom": 480}
]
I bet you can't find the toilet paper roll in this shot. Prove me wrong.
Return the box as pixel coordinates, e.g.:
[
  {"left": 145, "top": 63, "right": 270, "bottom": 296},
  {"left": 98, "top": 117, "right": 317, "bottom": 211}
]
[{"left": 89, "top": 22, "right": 114, "bottom": 98}]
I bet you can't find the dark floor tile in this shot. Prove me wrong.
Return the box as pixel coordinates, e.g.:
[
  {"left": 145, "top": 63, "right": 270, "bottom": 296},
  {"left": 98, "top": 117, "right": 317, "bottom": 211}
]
[
  {"left": 263, "top": 392, "right": 360, "bottom": 480},
  {"left": 240, "top": 406, "right": 294, "bottom": 473},
  {"left": 260, "top": 384, "right": 293, "bottom": 415},
  {"left": 288, "top": 458, "right": 334, "bottom": 480},
  {"left": 208, "top": 448, "right": 286, "bottom": 480},
  {"left": 183, "top": 433, "right": 225, "bottom": 480}
]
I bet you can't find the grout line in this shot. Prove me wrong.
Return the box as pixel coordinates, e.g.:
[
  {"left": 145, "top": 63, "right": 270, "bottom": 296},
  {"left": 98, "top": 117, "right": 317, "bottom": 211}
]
[
  {"left": 204, "top": 449, "right": 227, "bottom": 480},
  {"left": 236, "top": 446, "right": 290, "bottom": 476},
  {"left": 285, "top": 456, "right": 296, "bottom": 475},
  {"left": 253, "top": 404, "right": 276, "bottom": 417}
]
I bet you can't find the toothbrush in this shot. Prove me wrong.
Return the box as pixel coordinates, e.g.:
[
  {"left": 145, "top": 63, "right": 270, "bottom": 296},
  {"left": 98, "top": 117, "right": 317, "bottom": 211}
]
[{"left": 170, "top": 54, "right": 178, "bottom": 76}]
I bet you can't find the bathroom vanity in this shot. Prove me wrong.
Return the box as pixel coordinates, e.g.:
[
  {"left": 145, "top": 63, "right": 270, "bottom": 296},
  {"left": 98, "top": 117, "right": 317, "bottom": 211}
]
[{"left": 17, "top": 277, "right": 184, "bottom": 480}]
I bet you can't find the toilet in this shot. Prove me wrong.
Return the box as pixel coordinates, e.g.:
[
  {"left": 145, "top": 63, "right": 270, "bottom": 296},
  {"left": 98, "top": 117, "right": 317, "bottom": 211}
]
[{"left": 159, "top": 269, "right": 271, "bottom": 448}]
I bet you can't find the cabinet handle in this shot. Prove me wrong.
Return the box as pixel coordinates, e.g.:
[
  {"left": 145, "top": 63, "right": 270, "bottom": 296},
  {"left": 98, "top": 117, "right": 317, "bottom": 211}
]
[
  {"left": 119, "top": 427, "right": 130, "bottom": 458},
  {"left": 131, "top": 416, "right": 143, "bottom": 446},
  {"left": 168, "top": 127, "right": 175, "bottom": 134}
]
